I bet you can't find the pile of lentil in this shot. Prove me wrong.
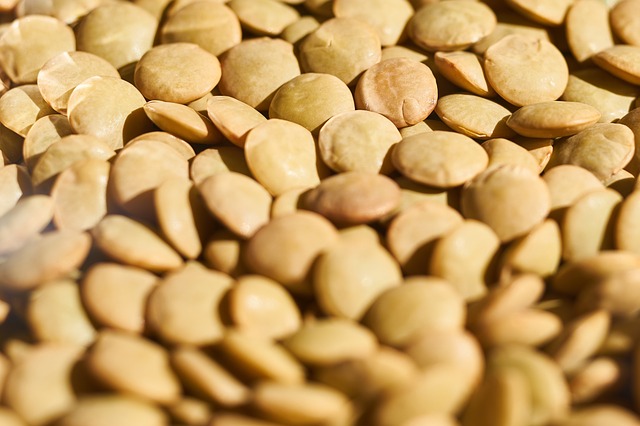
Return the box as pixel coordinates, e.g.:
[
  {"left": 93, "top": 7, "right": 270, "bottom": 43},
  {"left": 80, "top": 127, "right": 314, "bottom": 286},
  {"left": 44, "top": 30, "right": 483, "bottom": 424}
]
[{"left": 1, "top": 0, "right": 640, "bottom": 425}]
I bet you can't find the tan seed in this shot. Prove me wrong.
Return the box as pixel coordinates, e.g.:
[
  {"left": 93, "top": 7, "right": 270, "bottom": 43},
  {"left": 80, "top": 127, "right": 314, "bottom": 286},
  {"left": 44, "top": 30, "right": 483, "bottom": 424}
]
[
  {"left": 0, "top": 229, "right": 91, "bottom": 291},
  {"left": 146, "top": 261, "right": 232, "bottom": 346},
  {"left": 198, "top": 172, "right": 272, "bottom": 239},
  {"left": 134, "top": 42, "right": 221, "bottom": 104},
  {"left": 92, "top": 215, "right": 183, "bottom": 272},
  {"left": 461, "top": 165, "right": 551, "bottom": 242},
  {"left": 314, "top": 237, "right": 402, "bottom": 320},
  {"left": 301, "top": 171, "right": 401, "bottom": 226},
  {"left": 355, "top": 58, "right": 437, "bottom": 128},
  {"left": 81, "top": 263, "right": 158, "bottom": 334},
  {"left": 86, "top": 330, "right": 182, "bottom": 404},
  {"left": 392, "top": 131, "right": 489, "bottom": 188}
]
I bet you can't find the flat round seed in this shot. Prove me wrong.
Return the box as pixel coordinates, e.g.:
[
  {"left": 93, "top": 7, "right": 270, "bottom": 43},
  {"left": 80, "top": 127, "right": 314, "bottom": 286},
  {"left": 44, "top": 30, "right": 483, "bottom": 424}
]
[
  {"left": 0, "top": 15, "right": 75, "bottom": 84},
  {"left": 462, "top": 165, "right": 551, "bottom": 242},
  {"left": 219, "top": 38, "right": 300, "bottom": 111},
  {"left": 543, "top": 165, "right": 604, "bottom": 212},
  {"left": 37, "top": 51, "right": 119, "bottom": 114},
  {"left": 566, "top": 0, "right": 614, "bottom": 63},
  {"left": 474, "top": 308, "right": 562, "bottom": 348},
  {"left": 435, "top": 94, "right": 514, "bottom": 140},
  {"left": 593, "top": 45, "right": 640, "bottom": 86},
  {"left": 314, "top": 238, "right": 402, "bottom": 320},
  {"left": 127, "top": 132, "right": 196, "bottom": 161},
  {"left": 487, "top": 345, "right": 570, "bottom": 426},
  {"left": 281, "top": 15, "right": 321, "bottom": 45},
  {"left": 31, "top": 134, "right": 114, "bottom": 189},
  {"left": 269, "top": 73, "right": 355, "bottom": 133},
  {"left": 206, "top": 96, "right": 267, "bottom": 148},
  {"left": 203, "top": 228, "right": 246, "bottom": 277},
  {"left": 386, "top": 200, "right": 463, "bottom": 275},
  {"left": 552, "top": 251, "right": 640, "bottom": 295},
  {"left": 510, "top": 101, "right": 602, "bottom": 140},
  {"left": 51, "top": 158, "right": 109, "bottom": 231},
  {"left": 252, "top": 382, "right": 351, "bottom": 426},
  {"left": 243, "top": 211, "right": 339, "bottom": 292},
  {"left": 160, "top": 2, "right": 241, "bottom": 57},
  {"left": 26, "top": 279, "right": 96, "bottom": 346},
  {"left": 23, "top": 115, "right": 73, "bottom": 172},
  {"left": 374, "top": 364, "right": 475, "bottom": 426},
  {"left": 218, "top": 330, "right": 305, "bottom": 384},
  {"left": 575, "top": 267, "right": 640, "bottom": 317},
  {"left": 434, "top": 51, "right": 495, "bottom": 97},
  {"left": 300, "top": 17, "right": 381, "bottom": 86},
  {"left": 469, "top": 274, "right": 545, "bottom": 326},
  {"left": 429, "top": 220, "right": 500, "bottom": 301},
  {"left": 392, "top": 131, "right": 489, "bottom": 188},
  {"left": 81, "top": 263, "right": 158, "bottom": 334},
  {"left": 284, "top": 318, "right": 377, "bottom": 366},
  {"left": 505, "top": 0, "right": 572, "bottom": 26},
  {"left": 55, "top": 395, "right": 168, "bottom": 426},
  {"left": 67, "top": 76, "right": 149, "bottom": 150},
  {"left": 562, "top": 189, "right": 622, "bottom": 261},
  {"left": 546, "top": 123, "right": 635, "bottom": 182},
  {"left": 364, "top": 278, "right": 465, "bottom": 348},
  {"left": 0, "top": 229, "right": 90, "bottom": 291},
  {"left": 154, "top": 178, "right": 212, "bottom": 259},
  {"left": 210, "top": 414, "right": 283, "bottom": 426},
  {"left": 0, "top": 195, "right": 53, "bottom": 256},
  {"left": 462, "top": 363, "right": 531, "bottom": 426},
  {"left": 171, "top": 346, "right": 250, "bottom": 407},
  {"left": 134, "top": 43, "right": 221, "bottom": 104},
  {"left": 409, "top": 1, "right": 496, "bottom": 51},
  {"left": 314, "top": 346, "right": 418, "bottom": 400},
  {"left": 190, "top": 146, "right": 252, "bottom": 185},
  {"left": 611, "top": 0, "right": 640, "bottom": 47},
  {"left": 92, "top": 215, "right": 183, "bottom": 272},
  {"left": 355, "top": 58, "right": 437, "bottom": 128},
  {"left": 75, "top": 2, "right": 157, "bottom": 70},
  {"left": 198, "top": 172, "right": 272, "bottom": 239},
  {"left": 301, "top": 171, "right": 401, "bottom": 226},
  {"left": 147, "top": 262, "right": 232, "bottom": 346},
  {"left": 484, "top": 35, "right": 568, "bottom": 107},
  {"left": 0, "top": 85, "right": 56, "bottom": 137},
  {"left": 244, "top": 119, "right": 321, "bottom": 196},
  {"left": 0, "top": 165, "right": 31, "bottom": 217},
  {"left": 4, "top": 344, "right": 82, "bottom": 426},
  {"left": 333, "top": 0, "right": 413, "bottom": 46},
  {"left": 318, "top": 110, "right": 401, "bottom": 175},
  {"left": 501, "top": 219, "right": 562, "bottom": 277},
  {"left": 229, "top": 275, "right": 301, "bottom": 340},
  {"left": 546, "top": 310, "right": 611, "bottom": 374},
  {"left": 109, "top": 139, "right": 189, "bottom": 220},
  {"left": 85, "top": 330, "right": 182, "bottom": 404},
  {"left": 228, "top": 0, "right": 299, "bottom": 36},
  {"left": 481, "top": 138, "right": 540, "bottom": 175},
  {"left": 404, "top": 329, "right": 484, "bottom": 387},
  {"left": 143, "top": 100, "right": 222, "bottom": 145},
  {"left": 561, "top": 68, "right": 639, "bottom": 123}
]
